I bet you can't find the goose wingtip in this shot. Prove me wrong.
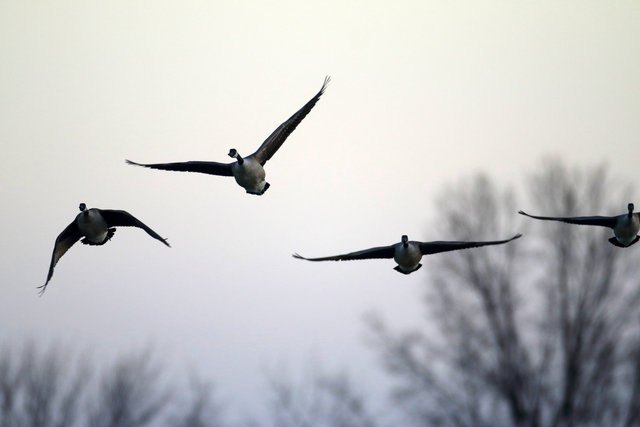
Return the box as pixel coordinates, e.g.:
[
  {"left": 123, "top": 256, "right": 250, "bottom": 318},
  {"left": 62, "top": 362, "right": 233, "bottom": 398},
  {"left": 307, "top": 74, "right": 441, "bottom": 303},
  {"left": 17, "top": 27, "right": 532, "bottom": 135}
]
[
  {"left": 36, "top": 283, "right": 47, "bottom": 297},
  {"left": 320, "top": 76, "right": 331, "bottom": 93}
]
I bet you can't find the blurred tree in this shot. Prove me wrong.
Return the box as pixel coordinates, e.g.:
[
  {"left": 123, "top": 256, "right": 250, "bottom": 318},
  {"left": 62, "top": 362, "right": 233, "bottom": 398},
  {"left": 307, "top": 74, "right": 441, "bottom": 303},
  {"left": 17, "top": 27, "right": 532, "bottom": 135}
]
[
  {"left": 88, "top": 349, "right": 170, "bottom": 427},
  {"left": 171, "top": 376, "right": 225, "bottom": 427},
  {"left": 0, "top": 343, "right": 88, "bottom": 427},
  {"left": 0, "top": 344, "right": 223, "bottom": 427},
  {"left": 266, "top": 366, "right": 381, "bottom": 427},
  {"left": 366, "top": 160, "right": 640, "bottom": 427}
]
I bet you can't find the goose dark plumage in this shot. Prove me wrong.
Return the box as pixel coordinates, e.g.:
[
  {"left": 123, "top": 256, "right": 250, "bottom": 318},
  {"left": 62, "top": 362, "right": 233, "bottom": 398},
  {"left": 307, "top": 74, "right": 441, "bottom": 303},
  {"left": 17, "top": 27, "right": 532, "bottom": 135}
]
[
  {"left": 519, "top": 203, "right": 639, "bottom": 248},
  {"left": 293, "top": 233, "right": 522, "bottom": 274},
  {"left": 126, "top": 76, "right": 330, "bottom": 195},
  {"left": 40, "top": 203, "right": 170, "bottom": 295}
]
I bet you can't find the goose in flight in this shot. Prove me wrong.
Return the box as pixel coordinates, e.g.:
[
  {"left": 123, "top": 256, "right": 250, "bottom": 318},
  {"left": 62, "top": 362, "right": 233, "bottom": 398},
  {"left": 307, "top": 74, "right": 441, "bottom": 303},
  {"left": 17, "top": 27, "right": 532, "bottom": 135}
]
[
  {"left": 40, "top": 203, "right": 170, "bottom": 295},
  {"left": 126, "top": 76, "right": 330, "bottom": 195},
  {"left": 293, "top": 233, "right": 522, "bottom": 274},
  {"left": 519, "top": 203, "right": 639, "bottom": 248}
]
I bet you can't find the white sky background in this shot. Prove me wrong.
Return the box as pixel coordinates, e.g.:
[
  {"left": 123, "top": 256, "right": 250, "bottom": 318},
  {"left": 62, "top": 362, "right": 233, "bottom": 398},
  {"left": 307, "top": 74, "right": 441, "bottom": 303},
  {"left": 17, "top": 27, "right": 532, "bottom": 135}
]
[{"left": 1, "top": 0, "right": 639, "bottom": 422}]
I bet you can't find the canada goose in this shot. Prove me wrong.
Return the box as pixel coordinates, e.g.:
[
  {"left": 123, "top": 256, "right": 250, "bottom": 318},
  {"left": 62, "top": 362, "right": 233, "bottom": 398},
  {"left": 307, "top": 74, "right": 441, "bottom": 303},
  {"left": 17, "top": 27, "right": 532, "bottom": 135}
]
[
  {"left": 519, "top": 203, "right": 639, "bottom": 248},
  {"left": 293, "top": 234, "right": 522, "bottom": 274},
  {"left": 40, "top": 203, "right": 170, "bottom": 295},
  {"left": 126, "top": 76, "right": 330, "bottom": 195}
]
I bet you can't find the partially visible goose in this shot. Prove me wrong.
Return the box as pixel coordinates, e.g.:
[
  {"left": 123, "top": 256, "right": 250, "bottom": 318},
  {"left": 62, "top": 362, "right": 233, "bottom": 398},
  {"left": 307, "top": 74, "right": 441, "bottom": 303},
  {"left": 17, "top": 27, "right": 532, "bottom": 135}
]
[
  {"left": 40, "top": 203, "right": 170, "bottom": 295},
  {"left": 126, "top": 76, "right": 330, "bottom": 195},
  {"left": 293, "top": 234, "right": 522, "bottom": 274},
  {"left": 519, "top": 203, "right": 640, "bottom": 248}
]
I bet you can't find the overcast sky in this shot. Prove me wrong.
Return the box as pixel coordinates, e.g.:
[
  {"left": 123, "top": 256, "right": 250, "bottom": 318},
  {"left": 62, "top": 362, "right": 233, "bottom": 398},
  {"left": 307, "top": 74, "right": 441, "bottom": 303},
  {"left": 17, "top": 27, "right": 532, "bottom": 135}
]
[{"left": 1, "top": 0, "right": 639, "bottom": 422}]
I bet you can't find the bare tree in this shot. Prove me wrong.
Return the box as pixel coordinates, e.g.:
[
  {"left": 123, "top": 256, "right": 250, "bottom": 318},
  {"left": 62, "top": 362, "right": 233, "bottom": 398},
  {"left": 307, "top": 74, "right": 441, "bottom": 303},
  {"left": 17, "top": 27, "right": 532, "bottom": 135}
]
[
  {"left": 0, "top": 343, "right": 223, "bottom": 427},
  {"left": 527, "top": 161, "right": 640, "bottom": 426},
  {"left": 171, "top": 376, "right": 225, "bottom": 427},
  {"left": 22, "top": 343, "right": 89, "bottom": 427},
  {"left": 0, "top": 342, "right": 89, "bottom": 427},
  {"left": 266, "top": 366, "right": 381, "bottom": 427},
  {"left": 0, "top": 346, "right": 22, "bottom": 427},
  {"left": 366, "top": 160, "right": 640, "bottom": 427},
  {"left": 88, "top": 349, "right": 171, "bottom": 427}
]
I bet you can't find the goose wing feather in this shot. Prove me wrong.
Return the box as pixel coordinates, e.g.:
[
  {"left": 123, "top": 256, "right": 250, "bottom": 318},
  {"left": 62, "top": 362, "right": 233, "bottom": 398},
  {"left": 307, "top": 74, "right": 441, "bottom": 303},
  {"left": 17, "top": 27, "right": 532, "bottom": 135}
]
[
  {"left": 518, "top": 210, "right": 617, "bottom": 228},
  {"left": 126, "top": 160, "right": 233, "bottom": 177},
  {"left": 252, "top": 76, "right": 330, "bottom": 165},
  {"left": 100, "top": 210, "right": 170, "bottom": 247},
  {"left": 419, "top": 233, "right": 522, "bottom": 255},
  {"left": 39, "top": 221, "right": 82, "bottom": 295},
  {"left": 293, "top": 244, "right": 395, "bottom": 261}
]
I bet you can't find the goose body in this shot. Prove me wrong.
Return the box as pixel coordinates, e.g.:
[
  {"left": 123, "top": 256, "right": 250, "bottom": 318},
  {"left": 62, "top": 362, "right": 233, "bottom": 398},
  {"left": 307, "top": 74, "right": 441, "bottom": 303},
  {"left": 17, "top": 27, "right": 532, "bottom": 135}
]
[
  {"left": 40, "top": 203, "right": 170, "bottom": 295},
  {"left": 393, "top": 240, "right": 423, "bottom": 274},
  {"left": 126, "top": 76, "right": 330, "bottom": 195},
  {"left": 518, "top": 203, "right": 639, "bottom": 248},
  {"left": 615, "top": 212, "right": 640, "bottom": 246},
  {"left": 229, "top": 151, "right": 268, "bottom": 195},
  {"left": 294, "top": 234, "right": 522, "bottom": 274},
  {"left": 76, "top": 208, "right": 109, "bottom": 244}
]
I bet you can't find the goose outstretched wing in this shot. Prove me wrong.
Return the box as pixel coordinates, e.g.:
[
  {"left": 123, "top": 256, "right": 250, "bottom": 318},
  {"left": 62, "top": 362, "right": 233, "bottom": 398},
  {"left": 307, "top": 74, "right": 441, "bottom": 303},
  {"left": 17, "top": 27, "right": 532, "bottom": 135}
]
[
  {"left": 251, "top": 76, "right": 330, "bottom": 165},
  {"left": 126, "top": 160, "right": 233, "bottom": 177},
  {"left": 100, "top": 210, "right": 170, "bottom": 247},
  {"left": 39, "top": 221, "right": 82, "bottom": 295},
  {"left": 518, "top": 211, "right": 617, "bottom": 228},
  {"left": 418, "top": 234, "right": 522, "bottom": 255},
  {"left": 293, "top": 244, "right": 395, "bottom": 262}
]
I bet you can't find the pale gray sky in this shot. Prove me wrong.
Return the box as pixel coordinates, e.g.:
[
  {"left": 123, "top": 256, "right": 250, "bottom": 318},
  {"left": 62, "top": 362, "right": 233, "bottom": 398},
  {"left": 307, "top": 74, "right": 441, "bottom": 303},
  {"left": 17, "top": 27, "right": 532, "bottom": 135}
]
[{"left": 1, "top": 0, "right": 639, "bottom": 422}]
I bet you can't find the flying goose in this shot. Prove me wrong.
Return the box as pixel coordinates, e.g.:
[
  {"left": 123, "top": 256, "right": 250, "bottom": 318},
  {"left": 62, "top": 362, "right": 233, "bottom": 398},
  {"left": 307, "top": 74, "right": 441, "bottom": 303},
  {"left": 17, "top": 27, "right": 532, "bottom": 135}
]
[
  {"left": 293, "top": 234, "right": 522, "bottom": 274},
  {"left": 518, "top": 203, "right": 639, "bottom": 247},
  {"left": 40, "top": 203, "right": 170, "bottom": 295},
  {"left": 126, "top": 76, "right": 330, "bottom": 195}
]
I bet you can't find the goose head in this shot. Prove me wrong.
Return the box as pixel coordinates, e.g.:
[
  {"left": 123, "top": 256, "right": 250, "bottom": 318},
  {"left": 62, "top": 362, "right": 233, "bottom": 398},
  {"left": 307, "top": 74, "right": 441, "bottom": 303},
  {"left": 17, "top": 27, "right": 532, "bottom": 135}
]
[
  {"left": 228, "top": 148, "right": 244, "bottom": 165},
  {"left": 401, "top": 235, "right": 409, "bottom": 248},
  {"left": 628, "top": 203, "right": 635, "bottom": 217},
  {"left": 79, "top": 203, "right": 88, "bottom": 215}
]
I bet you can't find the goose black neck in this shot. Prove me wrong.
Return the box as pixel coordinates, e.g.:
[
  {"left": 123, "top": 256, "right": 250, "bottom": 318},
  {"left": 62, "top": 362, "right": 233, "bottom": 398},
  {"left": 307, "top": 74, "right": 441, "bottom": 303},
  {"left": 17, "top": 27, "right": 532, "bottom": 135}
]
[{"left": 236, "top": 155, "right": 244, "bottom": 165}]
